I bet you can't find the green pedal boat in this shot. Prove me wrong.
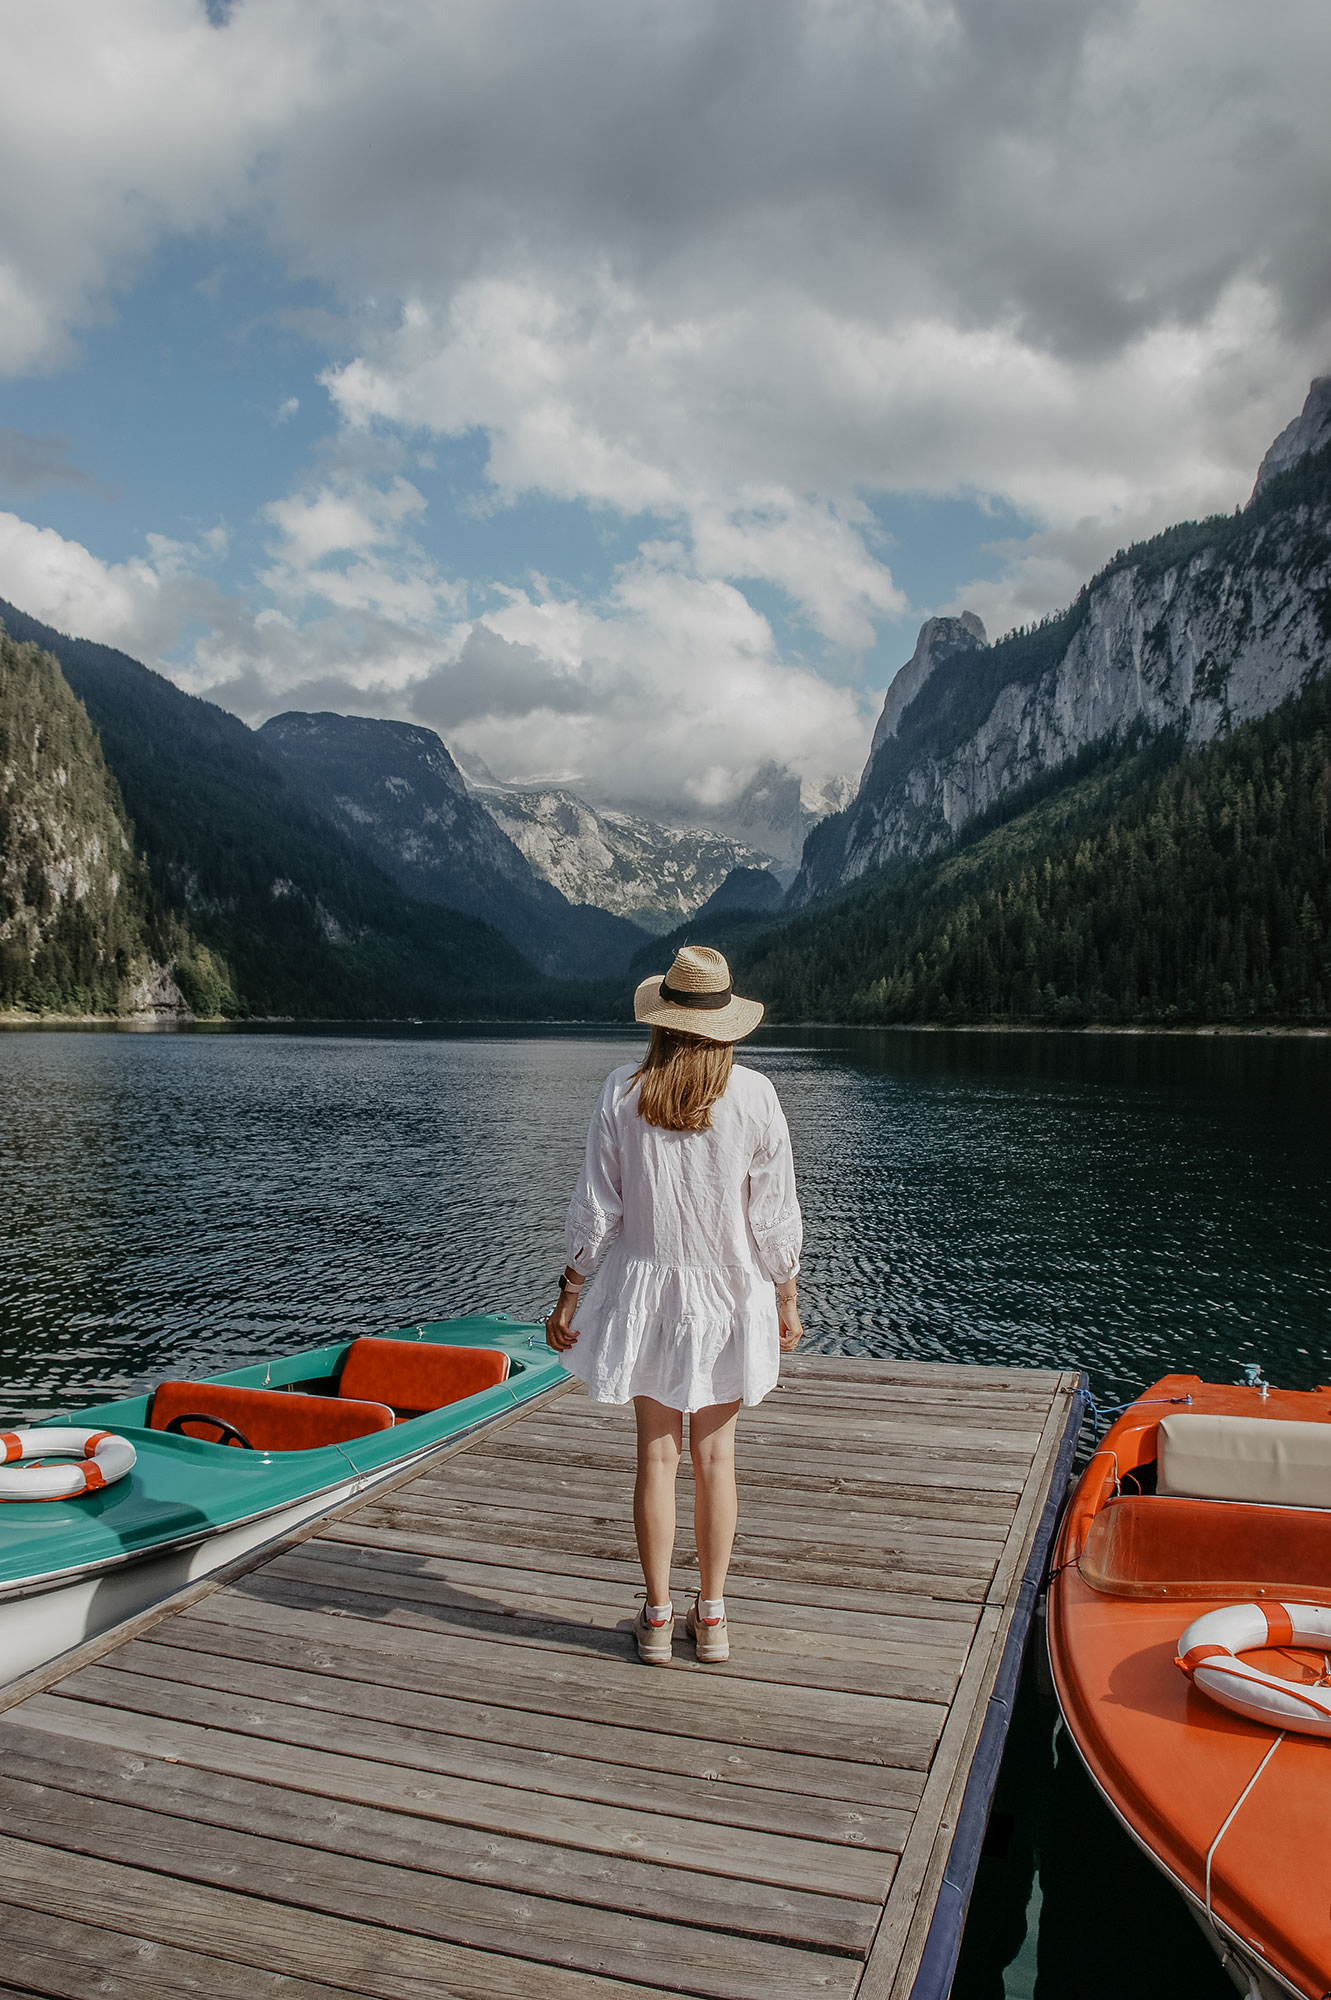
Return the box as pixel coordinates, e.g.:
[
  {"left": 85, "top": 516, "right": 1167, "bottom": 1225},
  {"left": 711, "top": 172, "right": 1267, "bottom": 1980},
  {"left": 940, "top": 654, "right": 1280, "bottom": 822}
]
[{"left": 0, "top": 1316, "right": 566, "bottom": 1688}]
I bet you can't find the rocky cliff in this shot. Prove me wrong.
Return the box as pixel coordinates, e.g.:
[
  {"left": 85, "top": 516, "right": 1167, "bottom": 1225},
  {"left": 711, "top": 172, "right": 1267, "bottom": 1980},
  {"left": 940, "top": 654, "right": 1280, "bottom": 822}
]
[
  {"left": 1251, "top": 375, "right": 1331, "bottom": 499},
  {"left": 470, "top": 781, "right": 773, "bottom": 935},
  {"left": 793, "top": 379, "right": 1331, "bottom": 903},
  {"left": 0, "top": 627, "right": 186, "bottom": 1016},
  {"left": 260, "top": 712, "right": 648, "bottom": 978},
  {"left": 0, "top": 598, "right": 553, "bottom": 1021},
  {"left": 858, "top": 614, "right": 988, "bottom": 782}
]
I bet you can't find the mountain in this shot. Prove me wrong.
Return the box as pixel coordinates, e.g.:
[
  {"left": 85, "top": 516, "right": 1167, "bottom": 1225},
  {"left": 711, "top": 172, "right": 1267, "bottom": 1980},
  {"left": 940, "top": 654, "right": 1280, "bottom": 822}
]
[
  {"left": 1252, "top": 374, "right": 1331, "bottom": 498},
  {"left": 468, "top": 781, "right": 773, "bottom": 934},
  {"left": 858, "top": 614, "right": 988, "bottom": 782},
  {"left": 619, "top": 863, "right": 787, "bottom": 983},
  {"left": 0, "top": 600, "right": 564, "bottom": 1020},
  {"left": 692, "top": 866, "right": 785, "bottom": 921},
  {"left": 713, "top": 761, "right": 856, "bottom": 873},
  {"left": 793, "top": 379, "right": 1331, "bottom": 903},
  {"left": 0, "top": 628, "right": 196, "bottom": 1018},
  {"left": 258, "top": 712, "right": 647, "bottom": 979},
  {"left": 732, "top": 674, "right": 1331, "bottom": 1026}
]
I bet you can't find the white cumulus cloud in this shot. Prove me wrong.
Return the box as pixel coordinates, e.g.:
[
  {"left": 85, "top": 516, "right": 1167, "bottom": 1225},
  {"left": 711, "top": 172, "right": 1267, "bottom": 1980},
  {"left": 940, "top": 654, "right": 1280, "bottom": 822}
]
[{"left": 1, "top": 0, "right": 1328, "bottom": 812}]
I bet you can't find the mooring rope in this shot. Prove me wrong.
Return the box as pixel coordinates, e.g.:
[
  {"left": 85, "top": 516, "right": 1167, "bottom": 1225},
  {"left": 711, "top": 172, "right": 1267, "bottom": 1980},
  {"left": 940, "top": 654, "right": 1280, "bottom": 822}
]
[{"left": 1204, "top": 1730, "right": 1285, "bottom": 1933}]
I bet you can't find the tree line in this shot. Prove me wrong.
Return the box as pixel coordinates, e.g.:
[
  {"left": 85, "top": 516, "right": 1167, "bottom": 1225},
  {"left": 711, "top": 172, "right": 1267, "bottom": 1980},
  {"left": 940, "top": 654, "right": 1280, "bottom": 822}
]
[{"left": 737, "top": 676, "right": 1331, "bottom": 1027}]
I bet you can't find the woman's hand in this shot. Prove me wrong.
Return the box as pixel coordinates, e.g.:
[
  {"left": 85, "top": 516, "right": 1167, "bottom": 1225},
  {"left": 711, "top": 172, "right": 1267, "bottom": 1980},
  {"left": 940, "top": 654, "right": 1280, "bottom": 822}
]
[
  {"left": 776, "top": 1289, "right": 804, "bottom": 1353},
  {"left": 545, "top": 1291, "right": 581, "bottom": 1352}
]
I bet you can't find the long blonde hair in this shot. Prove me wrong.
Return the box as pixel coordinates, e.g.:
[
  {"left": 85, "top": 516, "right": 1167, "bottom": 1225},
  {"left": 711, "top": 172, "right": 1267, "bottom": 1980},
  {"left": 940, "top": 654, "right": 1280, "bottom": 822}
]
[{"left": 633, "top": 1026, "right": 734, "bottom": 1131}]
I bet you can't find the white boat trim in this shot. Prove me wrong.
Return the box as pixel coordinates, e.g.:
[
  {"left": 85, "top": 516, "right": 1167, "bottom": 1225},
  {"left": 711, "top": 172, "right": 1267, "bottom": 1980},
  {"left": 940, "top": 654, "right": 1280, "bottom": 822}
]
[{"left": 0, "top": 1407, "right": 509, "bottom": 1690}]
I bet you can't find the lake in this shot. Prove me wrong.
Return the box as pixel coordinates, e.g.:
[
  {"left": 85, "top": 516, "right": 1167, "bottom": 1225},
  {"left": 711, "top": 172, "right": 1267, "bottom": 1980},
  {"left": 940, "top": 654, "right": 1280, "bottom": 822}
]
[{"left": 3, "top": 1021, "right": 1329, "bottom": 1996}]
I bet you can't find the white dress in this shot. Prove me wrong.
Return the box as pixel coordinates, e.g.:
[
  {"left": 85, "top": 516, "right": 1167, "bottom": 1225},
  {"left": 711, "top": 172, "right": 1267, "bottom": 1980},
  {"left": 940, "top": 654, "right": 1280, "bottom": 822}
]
[{"left": 561, "top": 1061, "right": 802, "bottom": 1411}]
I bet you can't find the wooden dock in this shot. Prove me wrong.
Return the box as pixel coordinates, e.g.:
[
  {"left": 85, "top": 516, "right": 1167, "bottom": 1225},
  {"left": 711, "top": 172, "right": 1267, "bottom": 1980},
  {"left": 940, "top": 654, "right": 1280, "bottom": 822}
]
[{"left": 0, "top": 1356, "right": 1083, "bottom": 2000}]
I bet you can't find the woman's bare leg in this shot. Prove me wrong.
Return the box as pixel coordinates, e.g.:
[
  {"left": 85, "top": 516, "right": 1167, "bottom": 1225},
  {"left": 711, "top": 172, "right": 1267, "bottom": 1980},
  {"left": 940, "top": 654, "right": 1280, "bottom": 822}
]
[
  {"left": 689, "top": 1400, "right": 741, "bottom": 1601},
  {"left": 633, "top": 1396, "right": 684, "bottom": 1605}
]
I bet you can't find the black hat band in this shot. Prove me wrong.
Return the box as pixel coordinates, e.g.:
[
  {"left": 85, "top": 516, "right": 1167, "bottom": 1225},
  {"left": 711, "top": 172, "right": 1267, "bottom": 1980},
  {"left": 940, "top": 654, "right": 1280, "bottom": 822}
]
[{"left": 658, "top": 978, "right": 734, "bottom": 1010}]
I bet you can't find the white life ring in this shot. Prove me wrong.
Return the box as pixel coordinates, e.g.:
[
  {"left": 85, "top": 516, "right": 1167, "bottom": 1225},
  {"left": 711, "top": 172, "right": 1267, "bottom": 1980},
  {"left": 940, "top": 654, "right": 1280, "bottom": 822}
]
[
  {"left": 1176, "top": 1601, "right": 1331, "bottom": 1736},
  {"left": 0, "top": 1428, "right": 137, "bottom": 1503}
]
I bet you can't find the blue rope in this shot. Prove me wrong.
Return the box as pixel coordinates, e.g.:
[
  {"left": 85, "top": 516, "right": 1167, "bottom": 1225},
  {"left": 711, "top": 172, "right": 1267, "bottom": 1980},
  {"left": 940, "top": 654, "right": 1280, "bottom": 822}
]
[{"left": 1082, "top": 1392, "right": 1194, "bottom": 1443}]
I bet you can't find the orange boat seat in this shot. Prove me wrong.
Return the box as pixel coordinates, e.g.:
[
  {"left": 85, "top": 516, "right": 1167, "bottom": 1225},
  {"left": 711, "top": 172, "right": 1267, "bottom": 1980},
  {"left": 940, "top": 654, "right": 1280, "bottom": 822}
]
[
  {"left": 336, "top": 1338, "right": 510, "bottom": 1418},
  {"left": 1079, "top": 1493, "right": 1331, "bottom": 1603},
  {"left": 148, "top": 1379, "right": 395, "bottom": 1451}
]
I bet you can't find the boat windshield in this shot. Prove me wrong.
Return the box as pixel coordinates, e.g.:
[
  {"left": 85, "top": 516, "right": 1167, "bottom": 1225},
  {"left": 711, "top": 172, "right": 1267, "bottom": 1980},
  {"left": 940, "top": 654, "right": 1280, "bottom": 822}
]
[{"left": 1079, "top": 1494, "right": 1331, "bottom": 1602}]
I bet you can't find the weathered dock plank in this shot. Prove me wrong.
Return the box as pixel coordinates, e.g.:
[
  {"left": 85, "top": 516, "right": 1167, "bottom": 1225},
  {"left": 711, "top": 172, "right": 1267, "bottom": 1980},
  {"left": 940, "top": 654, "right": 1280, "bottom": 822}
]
[{"left": 0, "top": 1355, "right": 1083, "bottom": 2000}]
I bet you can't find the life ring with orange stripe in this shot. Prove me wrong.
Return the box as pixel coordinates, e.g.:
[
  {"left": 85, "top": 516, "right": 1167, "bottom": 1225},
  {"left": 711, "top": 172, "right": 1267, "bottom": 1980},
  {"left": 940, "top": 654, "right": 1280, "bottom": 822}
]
[
  {"left": 0, "top": 1428, "right": 137, "bottom": 1503},
  {"left": 1176, "top": 1601, "right": 1331, "bottom": 1736}
]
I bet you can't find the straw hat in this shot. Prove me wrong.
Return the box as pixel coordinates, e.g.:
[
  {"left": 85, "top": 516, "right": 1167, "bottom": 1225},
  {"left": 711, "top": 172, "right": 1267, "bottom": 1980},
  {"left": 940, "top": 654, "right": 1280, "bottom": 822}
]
[{"left": 633, "top": 945, "right": 764, "bottom": 1043}]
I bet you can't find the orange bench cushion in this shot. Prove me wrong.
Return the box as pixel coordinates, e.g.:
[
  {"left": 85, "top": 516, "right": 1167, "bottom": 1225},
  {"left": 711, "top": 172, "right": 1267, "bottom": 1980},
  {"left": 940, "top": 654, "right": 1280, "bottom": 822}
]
[
  {"left": 337, "top": 1338, "right": 510, "bottom": 1417},
  {"left": 149, "top": 1379, "right": 395, "bottom": 1451}
]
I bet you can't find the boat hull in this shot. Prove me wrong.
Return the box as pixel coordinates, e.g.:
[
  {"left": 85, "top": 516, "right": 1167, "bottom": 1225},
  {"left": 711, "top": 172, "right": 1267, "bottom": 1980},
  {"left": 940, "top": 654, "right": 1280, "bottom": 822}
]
[
  {"left": 1047, "top": 1373, "right": 1331, "bottom": 1999},
  {"left": 0, "top": 1316, "right": 567, "bottom": 1690},
  {"left": 0, "top": 1434, "right": 451, "bottom": 1688},
  {"left": 1187, "top": 1906, "right": 1296, "bottom": 2000},
  {"left": 1050, "top": 1648, "right": 1301, "bottom": 2000},
  {"left": 0, "top": 1482, "right": 346, "bottom": 1688}
]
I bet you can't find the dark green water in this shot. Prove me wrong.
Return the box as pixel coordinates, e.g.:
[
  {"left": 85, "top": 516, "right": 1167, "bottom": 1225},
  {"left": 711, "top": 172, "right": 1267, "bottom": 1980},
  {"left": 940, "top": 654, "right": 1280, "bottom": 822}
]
[{"left": 2, "top": 1022, "right": 1328, "bottom": 1994}]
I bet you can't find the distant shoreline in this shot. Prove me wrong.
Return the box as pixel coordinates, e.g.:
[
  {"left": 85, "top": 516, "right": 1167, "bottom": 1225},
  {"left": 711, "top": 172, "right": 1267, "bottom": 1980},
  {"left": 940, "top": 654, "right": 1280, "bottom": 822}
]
[
  {"left": 803, "top": 1020, "right": 1331, "bottom": 1039},
  {"left": 2, "top": 1010, "right": 1328, "bottom": 1040}
]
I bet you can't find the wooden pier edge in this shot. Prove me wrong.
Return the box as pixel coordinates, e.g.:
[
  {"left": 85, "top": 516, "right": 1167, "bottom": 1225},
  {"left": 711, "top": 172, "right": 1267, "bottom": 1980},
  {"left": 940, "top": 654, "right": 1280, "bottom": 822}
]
[
  {"left": 0, "top": 1355, "right": 1091, "bottom": 2000},
  {"left": 900, "top": 1371, "right": 1087, "bottom": 2000},
  {"left": 855, "top": 1367, "right": 1087, "bottom": 2000}
]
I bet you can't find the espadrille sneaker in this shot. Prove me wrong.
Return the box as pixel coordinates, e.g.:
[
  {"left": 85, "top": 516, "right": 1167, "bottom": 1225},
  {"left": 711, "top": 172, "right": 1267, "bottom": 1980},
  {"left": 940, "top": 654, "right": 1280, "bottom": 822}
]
[
  {"left": 686, "top": 1596, "right": 730, "bottom": 1663},
  {"left": 633, "top": 1603, "right": 674, "bottom": 1665}
]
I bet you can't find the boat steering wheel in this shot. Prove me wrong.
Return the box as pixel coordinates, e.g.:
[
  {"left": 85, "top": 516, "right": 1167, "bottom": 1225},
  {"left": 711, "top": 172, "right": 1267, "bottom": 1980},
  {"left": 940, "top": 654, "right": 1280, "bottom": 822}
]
[{"left": 162, "top": 1413, "right": 255, "bottom": 1450}]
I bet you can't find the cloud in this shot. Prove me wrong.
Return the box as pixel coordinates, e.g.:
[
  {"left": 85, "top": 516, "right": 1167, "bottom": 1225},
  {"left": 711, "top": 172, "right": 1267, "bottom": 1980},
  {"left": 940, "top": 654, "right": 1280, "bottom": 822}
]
[
  {"left": 10, "top": 3, "right": 1328, "bottom": 508},
  {"left": 0, "top": 1, "right": 306, "bottom": 376},
  {"left": 289, "top": 1, "right": 1329, "bottom": 656},
  {"left": 324, "top": 274, "right": 907, "bottom": 648},
  {"left": 2, "top": 0, "right": 1329, "bottom": 806},
  {"left": 0, "top": 501, "right": 868, "bottom": 810},
  {"left": 0, "top": 430, "right": 105, "bottom": 497},
  {"left": 0, "top": 510, "right": 224, "bottom": 663},
  {"left": 410, "top": 623, "right": 597, "bottom": 732},
  {"left": 257, "top": 468, "right": 466, "bottom": 629},
  {"left": 414, "top": 559, "right": 871, "bottom": 809}
]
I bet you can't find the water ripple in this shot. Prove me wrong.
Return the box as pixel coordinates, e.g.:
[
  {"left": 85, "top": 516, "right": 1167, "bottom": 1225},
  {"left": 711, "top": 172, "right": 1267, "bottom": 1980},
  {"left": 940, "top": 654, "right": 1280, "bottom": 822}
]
[{"left": 1, "top": 1023, "right": 1328, "bottom": 1419}]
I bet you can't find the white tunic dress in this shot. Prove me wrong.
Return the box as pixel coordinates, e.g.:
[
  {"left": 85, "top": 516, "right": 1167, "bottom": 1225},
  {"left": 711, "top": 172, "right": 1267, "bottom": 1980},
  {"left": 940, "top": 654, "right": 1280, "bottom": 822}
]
[{"left": 561, "top": 1062, "right": 802, "bottom": 1412}]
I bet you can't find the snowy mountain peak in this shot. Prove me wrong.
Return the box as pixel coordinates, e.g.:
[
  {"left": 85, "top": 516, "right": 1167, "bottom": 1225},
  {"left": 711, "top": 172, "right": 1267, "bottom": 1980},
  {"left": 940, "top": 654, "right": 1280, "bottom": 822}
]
[
  {"left": 717, "top": 760, "right": 855, "bottom": 869},
  {"left": 474, "top": 784, "right": 773, "bottom": 935}
]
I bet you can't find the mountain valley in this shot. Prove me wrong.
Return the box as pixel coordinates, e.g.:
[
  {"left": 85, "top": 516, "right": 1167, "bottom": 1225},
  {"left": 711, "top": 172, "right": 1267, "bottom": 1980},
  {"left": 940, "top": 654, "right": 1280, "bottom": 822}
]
[
  {"left": 1, "top": 379, "right": 1328, "bottom": 1028},
  {"left": 259, "top": 712, "right": 648, "bottom": 978}
]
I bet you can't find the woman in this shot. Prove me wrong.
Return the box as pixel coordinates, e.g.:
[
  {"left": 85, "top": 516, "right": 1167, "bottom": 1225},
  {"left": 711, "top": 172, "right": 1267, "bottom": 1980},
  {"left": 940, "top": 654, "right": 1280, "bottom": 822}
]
[{"left": 545, "top": 944, "right": 803, "bottom": 1666}]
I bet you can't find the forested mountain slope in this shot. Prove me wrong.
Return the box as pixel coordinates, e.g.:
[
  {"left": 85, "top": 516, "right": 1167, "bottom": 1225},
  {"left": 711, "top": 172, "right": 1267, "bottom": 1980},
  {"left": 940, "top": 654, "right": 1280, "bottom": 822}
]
[
  {"left": 0, "top": 603, "right": 567, "bottom": 1020},
  {"left": 0, "top": 629, "right": 191, "bottom": 1016},
  {"left": 734, "top": 678, "right": 1331, "bottom": 1026},
  {"left": 794, "top": 399, "right": 1331, "bottom": 901},
  {"left": 260, "top": 711, "right": 646, "bottom": 978}
]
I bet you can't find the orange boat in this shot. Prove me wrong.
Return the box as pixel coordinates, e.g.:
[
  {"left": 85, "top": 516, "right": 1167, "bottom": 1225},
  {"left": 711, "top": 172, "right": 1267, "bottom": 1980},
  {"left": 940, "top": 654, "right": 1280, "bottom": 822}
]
[{"left": 1047, "top": 1372, "right": 1331, "bottom": 2000}]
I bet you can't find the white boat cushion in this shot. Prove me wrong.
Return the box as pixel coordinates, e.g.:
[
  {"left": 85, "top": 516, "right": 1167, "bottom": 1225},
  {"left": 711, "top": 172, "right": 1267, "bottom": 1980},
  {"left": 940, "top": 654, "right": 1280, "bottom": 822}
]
[{"left": 1158, "top": 1413, "right": 1331, "bottom": 1509}]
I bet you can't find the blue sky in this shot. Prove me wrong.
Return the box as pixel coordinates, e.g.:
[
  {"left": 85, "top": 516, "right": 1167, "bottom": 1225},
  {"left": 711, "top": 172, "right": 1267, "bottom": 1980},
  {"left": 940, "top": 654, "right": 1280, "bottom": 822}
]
[
  {"left": 0, "top": 230, "right": 1032, "bottom": 680},
  {"left": 0, "top": 2, "right": 1326, "bottom": 816}
]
